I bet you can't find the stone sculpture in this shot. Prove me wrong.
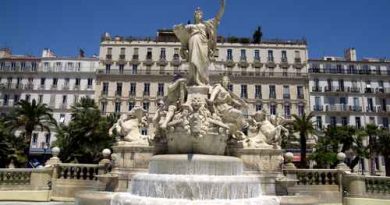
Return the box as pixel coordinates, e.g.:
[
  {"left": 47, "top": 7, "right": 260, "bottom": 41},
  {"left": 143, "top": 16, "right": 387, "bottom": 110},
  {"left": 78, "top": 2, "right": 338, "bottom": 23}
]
[
  {"left": 109, "top": 106, "right": 149, "bottom": 146},
  {"left": 244, "top": 110, "right": 289, "bottom": 149},
  {"left": 174, "top": 0, "right": 225, "bottom": 86}
]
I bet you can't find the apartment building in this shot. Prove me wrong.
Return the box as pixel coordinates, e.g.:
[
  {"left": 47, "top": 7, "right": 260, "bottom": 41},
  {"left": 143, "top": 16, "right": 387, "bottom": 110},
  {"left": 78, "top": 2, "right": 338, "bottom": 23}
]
[
  {"left": 95, "top": 31, "right": 310, "bottom": 135},
  {"left": 0, "top": 48, "right": 98, "bottom": 156}
]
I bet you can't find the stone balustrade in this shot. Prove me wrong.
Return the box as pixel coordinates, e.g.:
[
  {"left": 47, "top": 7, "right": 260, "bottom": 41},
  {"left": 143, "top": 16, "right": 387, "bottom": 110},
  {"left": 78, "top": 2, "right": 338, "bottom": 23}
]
[
  {"left": 55, "top": 163, "right": 106, "bottom": 181},
  {"left": 343, "top": 174, "right": 390, "bottom": 199},
  {"left": 283, "top": 169, "right": 342, "bottom": 186}
]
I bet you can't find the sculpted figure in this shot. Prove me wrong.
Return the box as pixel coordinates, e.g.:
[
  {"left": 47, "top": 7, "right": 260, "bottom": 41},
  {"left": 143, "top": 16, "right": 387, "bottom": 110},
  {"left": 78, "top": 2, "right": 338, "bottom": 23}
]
[
  {"left": 173, "top": 0, "right": 226, "bottom": 86},
  {"left": 160, "top": 74, "right": 187, "bottom": 129},
  {"left": 209, "top": 76, "right": 248, "bottom": 139},
  {"left": 256, "top": 111, "right": 289, "bottom": 149},
  {"left": 109, "top": 106, "right": 148, "bottom": 145}
]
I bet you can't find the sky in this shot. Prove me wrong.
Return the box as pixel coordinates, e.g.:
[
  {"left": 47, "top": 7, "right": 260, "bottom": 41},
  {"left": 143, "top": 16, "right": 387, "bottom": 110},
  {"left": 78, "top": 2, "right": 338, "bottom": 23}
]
[{"left": 1, "top": 0, "right": 389, "bottom": 59}]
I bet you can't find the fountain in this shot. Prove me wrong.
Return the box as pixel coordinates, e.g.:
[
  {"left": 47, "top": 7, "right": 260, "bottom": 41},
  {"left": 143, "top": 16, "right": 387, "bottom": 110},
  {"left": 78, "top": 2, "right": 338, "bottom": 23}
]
[{"left": 75, "top": 1, "right": 317, "bottom": 204}]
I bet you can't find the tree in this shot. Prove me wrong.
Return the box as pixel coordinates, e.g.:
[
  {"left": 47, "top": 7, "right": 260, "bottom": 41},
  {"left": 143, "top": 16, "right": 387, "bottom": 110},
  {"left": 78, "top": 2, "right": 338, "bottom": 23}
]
[
  {"left": 291, "top": 112, "right": 315, "bottom": 168},
  {"left": 376, "top": 129, "right": 390, "bottom": 176},
  {"left": 252, "top": 26, "right": 263, "bottom": 44},
  {"left": 53, "top": 98, "right": 115, "bottom": 163},
  {"left": 364, "top": 124, "right": 379, "bottom": 175},
  {"left": 5, "top": 99, "right": 57, "bottom": 157}
]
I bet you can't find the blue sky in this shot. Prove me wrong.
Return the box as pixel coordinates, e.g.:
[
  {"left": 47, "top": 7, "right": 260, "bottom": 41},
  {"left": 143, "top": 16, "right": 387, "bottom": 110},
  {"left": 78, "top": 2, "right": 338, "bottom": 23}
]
[{"left": 1, "top": 0, "right": 389, "bottom": 59}]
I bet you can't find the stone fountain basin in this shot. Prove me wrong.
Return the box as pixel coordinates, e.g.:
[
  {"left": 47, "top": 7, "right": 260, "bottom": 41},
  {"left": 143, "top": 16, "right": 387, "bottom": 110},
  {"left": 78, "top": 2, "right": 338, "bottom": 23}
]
[
  {"left": 75, "top": 191, "right": 319, "bottom": 205},
  {"left": 130, "top": 173, "right": 262, "bottom": 199}
]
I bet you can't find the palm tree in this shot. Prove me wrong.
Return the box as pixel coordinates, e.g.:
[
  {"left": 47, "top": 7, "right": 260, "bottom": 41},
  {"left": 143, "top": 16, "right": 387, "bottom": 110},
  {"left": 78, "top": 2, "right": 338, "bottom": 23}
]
[
  {"left": 54, "top": 97, "right": 115, "bottom": 163},
  {"left": 6, "top": 99, "right": 57, "bottom": 155},
  {"left": 292, "top": 112, "right": 315, "bottom": 168},
  {"left": 376, "top": 129, "right": 390, "bottom": 176}
]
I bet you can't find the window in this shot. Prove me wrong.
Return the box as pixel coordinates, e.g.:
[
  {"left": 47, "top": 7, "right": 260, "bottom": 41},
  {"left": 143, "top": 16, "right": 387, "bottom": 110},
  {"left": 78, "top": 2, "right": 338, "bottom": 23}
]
[
  {"left": 240, "top": 49, "right": 246, "bottom": 60},
  {"left": 355, "top": 117, "right": 361, "bottom": 129},
  {"left": 119, "top": 64, "right": 124, "bottom": 74},
  {"left": 38, "top": 95, "right": 43, "bottom": 104},
  {"left": 74, "top": 95, "right": 79, "bottom": 104},
  {"left": 87, "top": 78, "right": 93, "bottom": 88},
  {"left": 267, "top": 50, "right": 274, "bottom": 62},
  {"left": 270, "top": 104, "right": 276, "bottom": 115},
  {"left": 3, "top": 94, "right": 9, "bottom": 106},
  {"left": 130, "top": 83, "right": 136, "bottom": 96},
  {"left": 128, "top": 102, "right": 135, "bottom": 111},
  {"left": 144, "top": 83, "right": 150, "bottom": 96},
  {"left": 75, "top": 78, "right": 80, "bottom": 87},
  {"left": 120, "top": 47, "right": 126, "bottom": 55},
  {"left": 32, "top": 133, "right": 38, "bottom": 145},
  {"left": 13, "top": 94, "right": 20, "bottom": 104},
  {"left": 40, "top": 78, "right": 46, "bottom": 87},
  {"left": 254, "top": 50, "right": 260, "bottom": 60},
  {"left": 160, "top": 48, "right": 166, "bottom": 60},
  {"left": 330, "top": 116, "right": 337, "bottom": 127},
  {"left": 102, "top": 82, "right": 109, "bottom": 95},
  {"left": 59, "top": 114, "right": 66, "bottom": 124},
  {"left": 146, "top": 48, "right": 153, "bottom": 60},
  {"left": 158, "top": 83, "right": 164, "bottom": 96},
  {"left": 133, "top": 48, "right": 139, "bottom": 58},
  {"left": 227, "top": 49, "right": 233, "bottom": 60},
  {"left": 283, "top": 86, "right": 290, "bottom": 99},
  {"left": 25, "top": 94, "right": 31, "bottom": 102},
  {"left": 269, "top": 85, "right": 276, "bottom": 99},
  {"left": 132, "top": 65, "right": 138, "bottom": 74},
  {"left": 298, "top": 105, "right": 304, "bottom": 116},
  {"left": 316, "top": 116, "right": 323, "bottom": 129},
  {"left": 342, "top": 117, "right": 348, "bottom": 126},
  {"left": 383, "top": 118, "right": 389, "bottom": 128},
  {"left": 284, "top": 105, "right": 291, "bottom": 118},
  {"left": 240, "top": 85, "right": 248, "bottom": 99},
  {"left": 255, "top": 85, "right": 262, "bottom": 99},
  {"left": 143, "top": 101, "right": 150, "bottom": 111},
  {"left": 256, "top": 104, "right": 262, "bottom": 111},
  {"left": 105, "top": 64, "right": 111, "bottom": 74},
  {"left": 62, "top": 95, "right": 67, "bottom": 104},
  {"left": 45, "top": 133, "right": 51, "bottom": 144},
  {"left": 107, "top": 47, "right": 112, "bottom": 55},
  {"left": 115, "top": 102, "right": 121, "bottom": 113},
  {"left": 339, "top": 79, "right": 345, "bottom": 91},
  {"left": 141, "top": 128, "right": 148, "bottom": 135},
  {"left": 101, "top": 102, "right": 107, "bottom": 114},
  {"left": 297, "top": 86, "right": 304, "bottom": 99},
  {"left": 281, "top": 50, "right": 287, "bottom": 62},
  {"left": 116, "top": 83, "right": 122, "bottom": 96}
]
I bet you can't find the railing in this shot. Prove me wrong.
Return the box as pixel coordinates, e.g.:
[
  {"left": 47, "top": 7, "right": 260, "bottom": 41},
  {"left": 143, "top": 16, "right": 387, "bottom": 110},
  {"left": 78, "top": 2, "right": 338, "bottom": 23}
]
[
  {"left": 365, "top": 176, "right": 390, "bottom": 196},
  {"left": 96, "top": 69, "right": 308, "bottom": 78},
  {"left": 309, "top": 68, "right": 390, "bottom": 76},
  {"left": 0, "top": 168, "right": 52, "bottom": 190},
  {"left": 56, "top": 163, "right": 106, "bottom": 181},
  {"left": 0, "top": 169, "right": 32, "bottom": 185},
  {"left": 343, "top": 174, "right": 390, "bottom": 199},
  {"left": 284, "top": 169, "right": 341, "bottom": 186}
]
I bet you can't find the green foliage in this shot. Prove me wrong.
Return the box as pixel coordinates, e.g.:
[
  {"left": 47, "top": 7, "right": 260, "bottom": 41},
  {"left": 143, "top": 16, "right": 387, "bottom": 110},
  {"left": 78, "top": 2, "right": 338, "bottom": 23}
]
[
  {"left": 376, "top": 129, "right": 390, "bottom": 176},
  {"left": 291, "top": 112, "right": 315, "bottom": 168},
  {"left": 0, "top": 118, "right": 28, "bottom": 168},
  {"left": 5, "top": 99, "right": 57, "bottom": 145},
  {"left": 53, "top": 97, "right": 115, "bottom": 164}
]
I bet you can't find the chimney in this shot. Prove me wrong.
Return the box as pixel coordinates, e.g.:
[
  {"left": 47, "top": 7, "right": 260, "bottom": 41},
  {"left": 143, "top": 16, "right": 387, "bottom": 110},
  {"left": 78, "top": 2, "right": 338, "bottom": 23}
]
[
  {"left": 0, "top": 48, "right": 12, "bottom": 58},
  {"left": 345, "top": 48, "right": 357, "bottom": 61}
]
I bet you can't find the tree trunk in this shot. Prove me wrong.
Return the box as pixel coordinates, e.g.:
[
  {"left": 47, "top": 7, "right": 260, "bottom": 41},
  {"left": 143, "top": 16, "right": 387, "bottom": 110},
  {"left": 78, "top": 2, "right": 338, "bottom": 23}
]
[
  {"left": 369, "top": 135, "right": 376, "bottom": 175},
  {"left": 384, "top": 155, "right": 390, "bottom": 177},
  {"left": 300, "top": 133, "right": 307, "bottom": 168}
]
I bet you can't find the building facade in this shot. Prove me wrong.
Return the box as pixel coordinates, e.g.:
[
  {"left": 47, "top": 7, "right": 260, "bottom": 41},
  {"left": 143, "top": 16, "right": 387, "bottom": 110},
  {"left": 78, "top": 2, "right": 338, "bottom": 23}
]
[
  {"left": 95, "top": 32, "right": 310, "bottom": 135},
  {"left": 308, "top": 48, "right": 390, "bottom": 174},
  {"left": 0, "top": 48, "right": 98, "bottom": 156}
]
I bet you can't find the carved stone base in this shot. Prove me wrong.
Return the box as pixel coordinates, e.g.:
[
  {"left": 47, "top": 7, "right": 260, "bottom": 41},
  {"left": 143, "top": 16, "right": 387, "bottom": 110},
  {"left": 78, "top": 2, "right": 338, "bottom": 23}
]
[
  {"left": 111, "top": 145, "right": 154, "bottom": 192},
  {"left": 228, "top": 147, "right": 284, "bottom": 173}
]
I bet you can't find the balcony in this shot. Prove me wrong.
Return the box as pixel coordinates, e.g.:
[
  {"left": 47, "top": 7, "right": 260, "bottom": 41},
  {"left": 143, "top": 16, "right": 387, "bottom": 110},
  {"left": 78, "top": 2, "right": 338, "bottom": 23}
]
[
  {"left": 143, "top": 58, "right": 154, "bottom": 66},
  {"left": 171, "top": 58, "right": 182, "bottom": 66},
  {"left": 225, "top": 59, "right": 235, "bottom": 68},
  {"left": 51, "top": 85, "right": 57, "bottom": 90},
  {"left": 59, "top": 104, "right": 68, "bottom": 110},
  {"left": 311, "top": 86, "right": 322, "bottom": 92},
  {"left": 349, "top": 87, "right": 361, "bottom": 93},
  {"left": 297, "top": 94, "right": 305, "bottom": 99},
  {"left": 365, "top": 106, "right": 377, "bottom": 113},
  {"left": 74, "top": 85, "right": 80, "bottom": 90},
  {"left": 293, "top": 58, "right": 304, "bottom": 69},
  {"left": 117, "top": 55, "right": 127, "bottom": 65},
  {"left": 252, "top": 59, "right": 263, "bottom": 68},
  {"left": 269, "top": 94, "right": 276, "bottom": 99},
  {"left": 119, "top": 54, "right": 126, "bottom": 60},
  {"left": 365, "top": 88, "right": 373, "bottom": 93},
  {"left": 238, "top": 59, "right": 249, "bottom": 68},
  {"left": 130, "top": 55, "right": 140, "bottom": 65},
  {"left": 313, "top": 105, "right": 323, "bottom": 112},
  {"left": 106, "top": 54, "right": 112, "bottom": 60},
  {"left": 143, "top": 91, "right": 150, "bottom": 97},
  {"left": 350, "top": 105, "right": 362, "bottom": 112},
  {"left": 326, "top": 104, "right": 348, "bottom": 112},
  {"left": 283, "top": 94, "right": 291, "bottom": 99},
  {"left": 115, "top": 91, "right": 122, "bottom": 97},
  {"left": 62, "top": 85, "right": 70, "bottom": 90},
  {"left": 266, "top": 59, "right": 276, "bottom": 68},
  {"left": 280, "top": 58, "right": 289, "bottom": 68},
  {"left": 101, "top": 90, "right": 108, "bottom": 96},
  {"left": 157, "top": 58, "right": 168, "bottom": 66}
]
